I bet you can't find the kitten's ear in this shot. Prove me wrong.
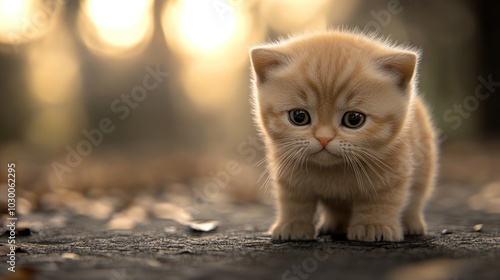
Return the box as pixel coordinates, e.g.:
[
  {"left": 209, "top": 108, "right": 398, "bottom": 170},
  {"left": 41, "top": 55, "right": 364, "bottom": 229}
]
[
  {"left": 376, "top": 52, "right": 418, "bottom": 91},
  {"left": 250, "top": 48, "right": 288, "bottom": 83}
]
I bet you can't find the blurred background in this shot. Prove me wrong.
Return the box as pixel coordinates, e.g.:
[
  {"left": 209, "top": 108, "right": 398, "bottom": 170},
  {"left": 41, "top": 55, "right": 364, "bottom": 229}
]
[{"left": 0, "top": 0, "right": 499, "bottom": 228}]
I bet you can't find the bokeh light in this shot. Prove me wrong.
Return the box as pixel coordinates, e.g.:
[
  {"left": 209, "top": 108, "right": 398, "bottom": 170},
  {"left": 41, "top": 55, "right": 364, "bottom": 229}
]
[
  {"left": 25, "top": 107, "right": 85, "bottom": 151},
  {"left": 177, "top": 0, "right": 238, "bottom": 52},
  {"left": 180, "top": 61, "right": 246, "bottom": 109},
  {"left": 162, "top": 0, "right": 256, "bottom": 110},
  {"left": 0, "top": 0, "right": 33, "bottom": 40},
  {"left": 162, "top": 0, "right": 250, "bottom": 57},
  {"left": 27, "top": 45, "right": 80, "bottom": 105},
  {"left": 26, "top": 16, "right": 81, "bottom": 105},
  {"left": 260, "top": 0, "right": 332, "bottom": 33},
  {"left": 24, "top": 13, "right": 85, "bottom": 151},
  {"left": 78, "top": 0, "right": 154, "bottom": 57},
  {"left": 0, "top": 0, "right": 30, "bottom": 27},
  {"left": 0, "top": 0, "right": 62, "bottom": 49}
]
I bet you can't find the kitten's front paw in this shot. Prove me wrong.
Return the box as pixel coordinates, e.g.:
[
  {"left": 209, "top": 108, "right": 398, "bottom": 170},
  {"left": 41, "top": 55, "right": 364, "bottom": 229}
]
[
  {"left": 403, "top": 216, "right": 427, "bottom": 235},
  {"left": 271, "top": 222, "right": 316, "bottom": 241},
  {"left": 347, "top": 224, "right": 403, "bottom": 242}
]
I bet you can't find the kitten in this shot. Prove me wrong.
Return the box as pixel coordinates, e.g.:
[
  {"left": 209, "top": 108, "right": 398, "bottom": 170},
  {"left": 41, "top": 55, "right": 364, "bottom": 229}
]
[{"left": 249, "top": 30, "right": 437, "bottom": 242}]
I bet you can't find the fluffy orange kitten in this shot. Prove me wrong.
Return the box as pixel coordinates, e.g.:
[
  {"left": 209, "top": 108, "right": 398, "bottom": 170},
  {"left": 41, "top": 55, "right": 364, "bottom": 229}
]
[{"left": 250, "top": 30, "right": 437, "bottom": 242}]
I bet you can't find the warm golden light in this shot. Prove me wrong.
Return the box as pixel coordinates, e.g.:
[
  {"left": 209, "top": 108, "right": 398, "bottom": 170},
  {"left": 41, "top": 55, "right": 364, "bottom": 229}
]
[
  {"left": 161, "top": 0, "right": 256, "bottom": 110},
  {"left": 24, "top": 15, "right": 85, "bottom": 152},
  {"left": 28, "top": 50, "right": 80, "bottom": 104},
  {"left": 0, "top": 0, "right": 33, "bottom": 44},
  {"left": 261, "top": 0, "right": 331, "bottom": 33},
  {"left": 27, "top": 18, "right": 81, "bottom": 105},
  {"left": 25, "top": 108, "right": 84, "bottom": 151},
  {"left": 181, "top": 61, "right": 245, "bottom": 109},
  {"left": 0, "top": 0, "right": 31, "bottom": 32},
  {"left": 178, "top": 0, "right": 238, "bottom": 52},
  {"left": 0, "top": 0, "right": 64, "bottom": 49},
  {"left": 84, "top": 0, "right": 151, "bottom": 48},
  {"left": 162, "top": 0, "right": 250, "bottom": 57},
  {"left": 79, "top": 0, "right": 154, "bottom": 57}
]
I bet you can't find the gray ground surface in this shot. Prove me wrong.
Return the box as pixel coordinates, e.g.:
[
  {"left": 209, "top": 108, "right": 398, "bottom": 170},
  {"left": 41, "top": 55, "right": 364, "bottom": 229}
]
[{"left": 1, "top": 181, "right": 500, "bottom": 280}]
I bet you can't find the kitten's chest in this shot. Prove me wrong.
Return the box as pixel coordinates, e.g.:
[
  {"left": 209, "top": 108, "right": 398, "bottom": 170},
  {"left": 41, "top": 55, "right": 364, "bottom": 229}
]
[{"left": 277, "top": 164, "right": 367, "bottom": 199}]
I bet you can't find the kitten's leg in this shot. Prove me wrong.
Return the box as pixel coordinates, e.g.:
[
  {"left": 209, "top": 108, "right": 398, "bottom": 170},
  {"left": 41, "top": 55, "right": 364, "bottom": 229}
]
[
  {"left": 318, "top": 201, "right": 351, "bottom": 236},
  {"left": 403, "top": 158, "right": 435, "bottom": 235},
  {"left": 347, "top": 186, "right": 407, "bottom": 242},
  {"left": 402, "top": 187, "right": 429, "bottom": 235},
  {"left": 271, "top": 186, "right": 317, "bottom": 241}
]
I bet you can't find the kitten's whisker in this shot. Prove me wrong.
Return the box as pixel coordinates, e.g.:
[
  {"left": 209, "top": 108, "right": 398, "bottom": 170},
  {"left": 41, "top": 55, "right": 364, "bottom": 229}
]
[
  {"left": 341, "top": 154, "right": 349, "bottom": 176},
  {"left": 259, "top": 148, "right": 297, "bottom": 192},
  {"left": 257, "top": 163, "right": 272, "bottom": 183},
  {"left": 287, "top": 147, "right": 305, "bottom": 187},
  {"left": 257, "top": 162, "right": 275, "bottom": 193},
  {"left": 351, "top": 155, "right": 368, "bottom": 192},
  {"left": 357, "top": 154, "right": 387, "bottom": 185},
  {"left": 350, "top": 148, "right": 386, "bottom": 193},
  {"left": 274, "top": 145, "right": 302, "bottom": 187},
  {"left": 272, "top": 143, "right": 301, "bottom": 156},
  {"left": 345, "top": 152, "right": 364, "bottom": 193},
  {"left": 399, "top": 138, "right": 410, "bottom": 148},
  {"left": 298, "top": 144, "right": 310, "bottom": 174},
  {"left": 353, "top": 149, "right": 390, "bottom": 177},
  {"left": 256, "top": 144, "right": 299, "bottom": 192},
  {"left": 356, "top": 148, "right": 394, "bottom": 172},
  {"left": 253, "top": 157, "right": 268, "bottom": 167},
  {"left": 353, "top": 155, "right": 378, "bottom": 196},
  {"left": 261, "top": 166, "right": 275, "bottom": 192}
]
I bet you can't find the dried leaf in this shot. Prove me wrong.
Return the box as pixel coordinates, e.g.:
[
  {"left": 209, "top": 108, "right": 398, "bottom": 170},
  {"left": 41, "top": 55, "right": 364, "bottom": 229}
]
[
  {"left": 49, "top": 215, "right": 67, "bottom": 227},
  {"left": 106, "top": 205, "right": 147, "bottom": 230},
  {"left": 187, "top": 220, "right": 219, "bottom": 232},
  {"left": 107, "top": 216, "right": 137, "bottom": 230},
  {"left": 441, "top": 229, "right": 452, "bottom": 235},
  {"left": 164, "top": 226, "right": 177, "bottom": 233},
  {"left": 61, "top": 252, "right": 80, "bottom": 260},
  {"left": 152, "top": 203, "right": 218, "bottom": 232},
  {"left": 473, "top": 224, "right": 483, "bottom": 232},
  {"left": 151, "top": 202, "right": 192, "bottom": 224},
  {"left": 17, "top": 198, "right": 33, "bottom": 215},
  {"left": 146, "top": 259, "right": 162, "bottom": 267}
]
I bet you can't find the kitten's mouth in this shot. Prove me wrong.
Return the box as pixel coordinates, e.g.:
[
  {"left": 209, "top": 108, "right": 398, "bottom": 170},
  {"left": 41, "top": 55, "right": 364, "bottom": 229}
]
[
  {"left": 312, "top": 149, "right": 340, "bottom": 159},
  {"left": 313, "top": 148, "right": 334, "bottom": 155}
]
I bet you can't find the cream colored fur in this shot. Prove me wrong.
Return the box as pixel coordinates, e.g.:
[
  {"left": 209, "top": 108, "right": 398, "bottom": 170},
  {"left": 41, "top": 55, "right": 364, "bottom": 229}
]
[{"left": 249, "top": 30, "right": 437, "bottom": 242}]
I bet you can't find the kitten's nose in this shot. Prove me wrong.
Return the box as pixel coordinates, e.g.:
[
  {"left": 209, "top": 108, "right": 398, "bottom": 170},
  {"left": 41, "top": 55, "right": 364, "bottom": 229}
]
[{"left": 316, "top": 137, "right": 333, "bottom": 148}]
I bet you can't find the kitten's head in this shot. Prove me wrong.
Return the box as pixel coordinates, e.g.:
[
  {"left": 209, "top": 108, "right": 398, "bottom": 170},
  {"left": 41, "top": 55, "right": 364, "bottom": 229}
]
[{"left": 250, "top": 31, "right": 418, "bottom": 166}]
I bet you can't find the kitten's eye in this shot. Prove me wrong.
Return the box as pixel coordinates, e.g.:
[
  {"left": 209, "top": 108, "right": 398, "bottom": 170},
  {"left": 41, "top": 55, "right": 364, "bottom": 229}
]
[
  {"left": 342, "top": 112, "right": 366, "bottom": 129},
  {"left": 288, "top": 109, "right": 311, "bottom": 126}
]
